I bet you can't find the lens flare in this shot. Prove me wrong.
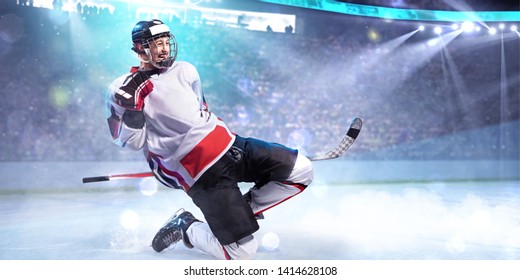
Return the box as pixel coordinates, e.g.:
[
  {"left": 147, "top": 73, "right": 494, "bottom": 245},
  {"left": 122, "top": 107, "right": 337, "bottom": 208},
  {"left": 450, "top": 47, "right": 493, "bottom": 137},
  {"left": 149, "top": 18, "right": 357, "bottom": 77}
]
[
  {"left": 48, "top": 86, "right": 70, "bottom": 109},
  {"left": 139, "top": 177, "right": 158, "bottom": 196},
  {"left": 367, "top": 28, "right": 381, "bottom": 42},
  {"left": 261, "top": 232, "right": 280, "bottom": 251}
]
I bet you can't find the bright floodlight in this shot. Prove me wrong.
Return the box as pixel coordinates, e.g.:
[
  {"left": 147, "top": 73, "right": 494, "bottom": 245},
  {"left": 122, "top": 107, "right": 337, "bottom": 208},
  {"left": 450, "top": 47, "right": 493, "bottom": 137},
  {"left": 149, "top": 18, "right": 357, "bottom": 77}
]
[
  {"left": 475, "top": 26, "right": 481, "bottom": 32},
  {"left": 434, "top": 26, "right": 442, "bottom": 34},
  {"left": 489, "top": 27, "right": 497, "bottom": 35},
  {"left": 499, "top": 23, "right": 505, "bottom": 30},
  {"left": 461, "top": 21, "right": 474, "bottom": 32},
  {"left": 451, "top": 23, "right": 459, "bottom": 30},
  {"left": 418, "top": 25, "right": 425, "bottom": 31},
  {"left": 511, "top": 25, "right": 518, "bottom": 32}
]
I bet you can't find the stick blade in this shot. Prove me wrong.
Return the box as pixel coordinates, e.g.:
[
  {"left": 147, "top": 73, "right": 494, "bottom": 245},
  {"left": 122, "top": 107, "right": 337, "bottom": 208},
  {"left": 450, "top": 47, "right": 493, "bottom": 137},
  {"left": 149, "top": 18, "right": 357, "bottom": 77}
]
[{"left": 309, "top": 117, "right": 363, "bottom": 161}]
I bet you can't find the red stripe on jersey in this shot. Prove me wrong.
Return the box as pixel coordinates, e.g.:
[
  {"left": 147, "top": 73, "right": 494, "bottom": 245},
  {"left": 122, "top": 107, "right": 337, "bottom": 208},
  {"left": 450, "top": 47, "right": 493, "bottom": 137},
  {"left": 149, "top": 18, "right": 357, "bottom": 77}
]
[
  {"left": 157, "top": 160, "right": 191, "bottom": 192},
  {"left": 180, "top": 125, "right": 232, "bottom": 178}
]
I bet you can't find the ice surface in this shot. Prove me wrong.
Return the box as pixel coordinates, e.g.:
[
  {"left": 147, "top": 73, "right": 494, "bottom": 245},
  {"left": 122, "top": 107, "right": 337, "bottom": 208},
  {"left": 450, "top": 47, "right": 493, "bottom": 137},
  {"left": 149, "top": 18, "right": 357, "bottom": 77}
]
[{"left": 1, "top": 180, "right": 518, "bottom": 260}]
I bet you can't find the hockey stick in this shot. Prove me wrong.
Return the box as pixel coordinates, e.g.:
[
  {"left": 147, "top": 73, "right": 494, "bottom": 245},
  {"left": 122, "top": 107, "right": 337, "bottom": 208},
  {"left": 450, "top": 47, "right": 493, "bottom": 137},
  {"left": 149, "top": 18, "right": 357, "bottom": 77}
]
[
  {"left": 82, "top": 172, "right": 153, "bottom": 183},
  {"left": 82, "top": 117, "right": 363, "bottom": 183}
]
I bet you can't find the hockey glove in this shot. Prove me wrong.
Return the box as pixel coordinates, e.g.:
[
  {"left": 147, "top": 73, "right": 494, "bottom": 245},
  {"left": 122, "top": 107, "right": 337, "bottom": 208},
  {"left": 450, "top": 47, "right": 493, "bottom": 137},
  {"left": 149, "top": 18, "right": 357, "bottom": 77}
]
[{"left": 115, "top": 70, "right": 154, "bottom": 111}]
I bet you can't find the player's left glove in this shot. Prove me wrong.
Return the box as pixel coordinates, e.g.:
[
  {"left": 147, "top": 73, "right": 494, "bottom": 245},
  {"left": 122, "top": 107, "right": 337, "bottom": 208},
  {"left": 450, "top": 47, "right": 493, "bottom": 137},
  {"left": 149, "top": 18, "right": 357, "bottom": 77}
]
[{"left": 115, "top": 70, "right": 154, "bottom": 111}]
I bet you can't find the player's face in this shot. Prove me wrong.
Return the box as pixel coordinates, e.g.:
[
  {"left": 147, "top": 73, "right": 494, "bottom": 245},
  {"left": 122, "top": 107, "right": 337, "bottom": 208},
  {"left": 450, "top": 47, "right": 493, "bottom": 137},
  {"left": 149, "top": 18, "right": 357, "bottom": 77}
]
[{"left": 149, "top": 36, "right": 171, "bottom": 64}]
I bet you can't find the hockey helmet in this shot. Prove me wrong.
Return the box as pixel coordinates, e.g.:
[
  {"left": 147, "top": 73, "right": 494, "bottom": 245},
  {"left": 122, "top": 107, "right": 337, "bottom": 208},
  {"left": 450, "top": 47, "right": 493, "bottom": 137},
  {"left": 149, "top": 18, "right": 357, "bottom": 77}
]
[{"left": 131, "top": 19, "right": 177, "bottom": 68}]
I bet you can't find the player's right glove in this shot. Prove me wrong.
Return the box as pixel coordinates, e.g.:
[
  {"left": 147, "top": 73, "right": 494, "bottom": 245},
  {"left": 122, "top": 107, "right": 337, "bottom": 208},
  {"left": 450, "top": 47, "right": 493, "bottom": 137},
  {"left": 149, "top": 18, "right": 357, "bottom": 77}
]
[
  {"left": 115, "top": 70, "right": 154, "bottom": 129},
  {"left": 115, "top": 70, "right": 154, "bottom": 111}
]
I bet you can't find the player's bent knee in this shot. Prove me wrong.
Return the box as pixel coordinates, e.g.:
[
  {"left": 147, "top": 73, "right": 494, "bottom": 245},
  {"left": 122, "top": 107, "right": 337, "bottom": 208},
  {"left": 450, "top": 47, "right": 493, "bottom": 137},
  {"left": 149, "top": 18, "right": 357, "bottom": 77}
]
[
  {"left": 288, "top": 152, "right": 314, "bottom": 186},
  {"left": 224, "top": 235, "right": 258, "bottom": 260}
]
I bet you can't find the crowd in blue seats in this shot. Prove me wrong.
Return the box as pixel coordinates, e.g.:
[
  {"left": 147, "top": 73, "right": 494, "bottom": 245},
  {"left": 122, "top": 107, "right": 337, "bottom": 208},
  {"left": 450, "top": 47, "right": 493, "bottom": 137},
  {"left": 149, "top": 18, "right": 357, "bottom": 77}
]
[{"left": 0, "top": 4, "right": 518, "bottom": 161}]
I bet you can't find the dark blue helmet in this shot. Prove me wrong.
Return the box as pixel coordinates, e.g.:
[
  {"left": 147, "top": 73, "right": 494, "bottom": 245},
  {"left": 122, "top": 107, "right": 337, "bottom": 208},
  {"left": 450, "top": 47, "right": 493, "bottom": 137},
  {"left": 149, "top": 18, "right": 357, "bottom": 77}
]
[{"left": 131, "top": 19, "right": 177, "bottom": 68}]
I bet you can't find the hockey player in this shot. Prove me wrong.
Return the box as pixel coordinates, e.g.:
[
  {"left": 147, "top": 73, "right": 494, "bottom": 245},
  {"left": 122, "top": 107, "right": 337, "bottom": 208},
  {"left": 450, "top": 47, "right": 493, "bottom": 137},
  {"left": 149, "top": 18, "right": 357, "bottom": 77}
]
[{"left": 106, "top": 19, "right": 313, "bottom": 260}]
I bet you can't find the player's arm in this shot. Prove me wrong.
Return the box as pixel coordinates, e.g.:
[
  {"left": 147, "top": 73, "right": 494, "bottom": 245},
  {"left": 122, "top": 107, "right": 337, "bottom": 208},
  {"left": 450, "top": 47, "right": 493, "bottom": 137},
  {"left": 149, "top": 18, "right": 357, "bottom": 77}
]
[
  {"left": 180, "top": 62, "right": 209, "bottom": 115},
  {"left": 106, "top": 71, "right": 153, "bottom": 150}
]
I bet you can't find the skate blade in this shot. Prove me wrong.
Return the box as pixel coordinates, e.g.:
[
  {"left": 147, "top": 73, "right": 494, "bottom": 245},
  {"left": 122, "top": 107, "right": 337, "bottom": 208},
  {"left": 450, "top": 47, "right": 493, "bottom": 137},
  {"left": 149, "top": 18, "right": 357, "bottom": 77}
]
[{"left": 161, "top": 208, "right": 185, "bottom": 227}]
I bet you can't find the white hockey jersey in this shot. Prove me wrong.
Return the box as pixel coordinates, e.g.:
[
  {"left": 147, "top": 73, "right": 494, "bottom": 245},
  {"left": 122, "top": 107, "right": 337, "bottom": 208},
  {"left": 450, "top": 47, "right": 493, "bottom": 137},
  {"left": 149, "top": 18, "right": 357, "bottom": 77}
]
[{"left": 106, "top": 61, "right": 236, "bottom": 192}]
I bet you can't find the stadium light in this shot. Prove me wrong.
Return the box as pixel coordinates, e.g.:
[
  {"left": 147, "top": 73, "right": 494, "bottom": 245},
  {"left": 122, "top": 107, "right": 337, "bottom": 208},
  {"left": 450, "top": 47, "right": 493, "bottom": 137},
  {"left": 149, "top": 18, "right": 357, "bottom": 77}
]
[
  {"left": 461, "top": 21, "right": 474, "bottom": 32},
  {"left": 434, "top": 26, "right": 442, "bottom": 35},
  {"left": 260, "top": 0, "right": 520, "bottom": 22}
]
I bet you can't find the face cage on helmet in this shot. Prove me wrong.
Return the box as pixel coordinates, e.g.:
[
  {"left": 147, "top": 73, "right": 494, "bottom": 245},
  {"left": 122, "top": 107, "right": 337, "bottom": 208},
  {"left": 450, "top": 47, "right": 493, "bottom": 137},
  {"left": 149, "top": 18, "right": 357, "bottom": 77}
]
[{"left": 142, "top": 33, "right": 178, "bottom": 69}]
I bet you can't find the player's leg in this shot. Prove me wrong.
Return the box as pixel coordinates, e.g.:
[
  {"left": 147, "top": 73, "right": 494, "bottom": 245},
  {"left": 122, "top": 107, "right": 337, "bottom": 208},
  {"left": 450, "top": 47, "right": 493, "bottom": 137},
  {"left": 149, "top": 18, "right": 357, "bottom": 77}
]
[
  {"left": 151, "top": 209, "right": 258, "bottom": 260},
  {"left": 247, "top": 152, "right": 313, "bottom": 215},
  {"left": 182, "top": 149, "right": 260, "bottom": 259},
  {"left": 235, "top": 136, "right": 313, "bottom": 216},
  {"left": 186, "top": 222, "right": 258, "bottom": 260}
]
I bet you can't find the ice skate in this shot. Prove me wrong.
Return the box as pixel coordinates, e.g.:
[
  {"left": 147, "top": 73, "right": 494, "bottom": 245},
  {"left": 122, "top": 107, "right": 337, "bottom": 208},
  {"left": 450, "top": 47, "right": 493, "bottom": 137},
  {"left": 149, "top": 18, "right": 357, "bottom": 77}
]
[{"left": 151, "top": 208, "right": 200, "bottom": 252}]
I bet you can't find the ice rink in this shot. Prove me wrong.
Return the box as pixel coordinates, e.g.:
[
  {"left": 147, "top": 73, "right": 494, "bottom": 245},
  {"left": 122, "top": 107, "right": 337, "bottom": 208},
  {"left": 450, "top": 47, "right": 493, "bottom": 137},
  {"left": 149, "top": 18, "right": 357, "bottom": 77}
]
[
  {"left": 0, "top": 3, "right": 518, "bottom": 278},
  {"left": 1, "top": 162, "right": 518, "bottom": 261}
]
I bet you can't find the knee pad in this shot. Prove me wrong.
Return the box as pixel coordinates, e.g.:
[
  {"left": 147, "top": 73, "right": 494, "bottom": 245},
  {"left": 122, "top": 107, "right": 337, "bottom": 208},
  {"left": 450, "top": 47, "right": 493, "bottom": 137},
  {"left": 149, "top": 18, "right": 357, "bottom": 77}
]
[
  {"left": 224, "top": 235, "right": 258, "bottom": 260},
  {"left": 288, "top": 153, "right": 314, "bottom": 186}
]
